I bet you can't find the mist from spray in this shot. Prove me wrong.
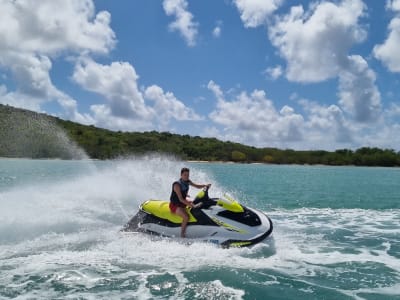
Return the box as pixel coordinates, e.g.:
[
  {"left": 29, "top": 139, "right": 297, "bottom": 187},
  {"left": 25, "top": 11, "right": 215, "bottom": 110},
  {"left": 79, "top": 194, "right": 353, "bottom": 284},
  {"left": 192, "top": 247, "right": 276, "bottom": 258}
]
[{"left": 0, "top": 109, "right": 87, "bottom": 159}]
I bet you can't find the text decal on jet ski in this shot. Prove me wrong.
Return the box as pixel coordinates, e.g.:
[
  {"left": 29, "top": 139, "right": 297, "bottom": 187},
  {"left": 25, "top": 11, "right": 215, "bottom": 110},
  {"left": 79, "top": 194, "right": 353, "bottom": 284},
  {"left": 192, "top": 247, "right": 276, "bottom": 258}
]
[{"left": 210, "top": 217, "right": 247, "bottom": 233}]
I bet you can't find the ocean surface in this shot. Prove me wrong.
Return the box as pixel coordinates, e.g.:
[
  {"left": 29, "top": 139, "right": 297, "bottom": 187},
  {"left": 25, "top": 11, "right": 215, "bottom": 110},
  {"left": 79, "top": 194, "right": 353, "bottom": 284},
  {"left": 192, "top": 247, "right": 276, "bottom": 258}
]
[{"left": 0, "top": 157, "right": 399, "bottom": 299}]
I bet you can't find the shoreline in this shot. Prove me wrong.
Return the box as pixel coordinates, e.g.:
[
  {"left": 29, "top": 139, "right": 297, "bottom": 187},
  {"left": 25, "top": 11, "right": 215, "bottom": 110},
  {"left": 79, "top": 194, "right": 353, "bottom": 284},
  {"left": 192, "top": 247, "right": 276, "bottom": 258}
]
[{"left": 1, "top": 157, "right": 399, "bottom": 168}]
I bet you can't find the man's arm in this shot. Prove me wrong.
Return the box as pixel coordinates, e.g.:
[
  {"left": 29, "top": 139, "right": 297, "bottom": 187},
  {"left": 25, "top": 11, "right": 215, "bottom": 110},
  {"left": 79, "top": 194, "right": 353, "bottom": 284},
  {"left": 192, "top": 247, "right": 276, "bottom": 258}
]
[{"left": 189, "top": 182, "right": 211, "bottom": 189}]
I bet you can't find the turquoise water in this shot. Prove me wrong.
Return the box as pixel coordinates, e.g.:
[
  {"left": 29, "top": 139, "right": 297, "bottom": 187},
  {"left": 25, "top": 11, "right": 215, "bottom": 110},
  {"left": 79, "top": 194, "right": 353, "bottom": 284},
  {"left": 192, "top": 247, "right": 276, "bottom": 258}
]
[{"left": 0, "top": 157, "right": 399, "bottom": 299}]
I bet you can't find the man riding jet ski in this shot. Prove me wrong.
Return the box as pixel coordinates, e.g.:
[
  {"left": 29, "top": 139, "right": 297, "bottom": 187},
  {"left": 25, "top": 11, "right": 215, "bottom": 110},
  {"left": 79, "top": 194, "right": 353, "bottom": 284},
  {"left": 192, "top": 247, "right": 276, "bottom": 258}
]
[{"left": 122, "top": 186, "right": 273, "bottom": 248}]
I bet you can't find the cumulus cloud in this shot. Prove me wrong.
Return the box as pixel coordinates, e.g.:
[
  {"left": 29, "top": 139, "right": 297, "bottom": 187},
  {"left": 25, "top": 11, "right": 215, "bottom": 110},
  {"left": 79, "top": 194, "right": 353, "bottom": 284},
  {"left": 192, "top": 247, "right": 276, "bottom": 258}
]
[
  {"left": 207, "top": 81, "right": 304, "bottom": 146},
  {"left": 299, "top": 99, "right": 354, "bottom": 146},
  {"left": 73, "top": 58, "right": 201, "bottom": 131},
  {"left": 338, "top": 55, "right": 381, "bottom": 122},
  {"left": 266, "top": 0, "right": 381, "bottom": 124},
  {"left": 268, "top": 0, "right": 366, "bottom": 82},
  {"left": 387, "top": 0, "right": 400, "bottom": 11},
  {"left": 264, "top": 65, "right": 283, "bottom": 79},
  {"left": 207, "top": 81, "right": 224, "bottom": 101},
  {"left": 386, "top": 102, "right": 400, "bottom": 118},
  {"left": 0, "top": 0, "right": 115, "bottom": 122},
  {"left": 206, "top": 78, "right": 400, "bottom": 149},
  {"left": 73, "top": 59, "right": 152, "bottom": 121},
  {"left": 0, "top": 0, "right": 202, "bottom": 132},
  {"left": 365, "top": 123, "right": 400, "bottom": 149},
  {"left": 234, "top": 0, "right": 284, "bottom": 27},
  {"left": 7, "top": 54, "right": 54, "bottom": 102},
  {"left": 373, "top": 1, "right": 400, "bottom": 72},
  {"left": 163, "top": 0, "right": 198, "bottom": 46},
  {"left": 87, "top": 104, "right": 151, "bottom": 132},
  {"left": 144, "top": 85, "right": 202, "bottom": 127},
  {"left": 0, "top": 0, "right": 115, "bottom": 56},
  {"left": 206, "top": 81, "right": 388, "bottom": 150},
  {"left": 0, "top": 52, "right": 91, "bottom": 124}
]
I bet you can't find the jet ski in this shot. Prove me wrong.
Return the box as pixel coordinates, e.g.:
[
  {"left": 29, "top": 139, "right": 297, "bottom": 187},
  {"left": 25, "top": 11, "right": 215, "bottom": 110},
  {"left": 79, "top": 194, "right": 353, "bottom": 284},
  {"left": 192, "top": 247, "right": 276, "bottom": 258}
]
[{"left": 122, "top": 186, "right": 273, "bottom": 248}]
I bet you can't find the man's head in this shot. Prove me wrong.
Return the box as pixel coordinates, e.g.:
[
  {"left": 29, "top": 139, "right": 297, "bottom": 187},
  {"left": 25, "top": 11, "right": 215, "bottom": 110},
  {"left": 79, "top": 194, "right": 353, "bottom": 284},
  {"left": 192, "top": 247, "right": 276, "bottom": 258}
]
[{"left": 181, "top": 167, "right": 190, "bottom": 180}]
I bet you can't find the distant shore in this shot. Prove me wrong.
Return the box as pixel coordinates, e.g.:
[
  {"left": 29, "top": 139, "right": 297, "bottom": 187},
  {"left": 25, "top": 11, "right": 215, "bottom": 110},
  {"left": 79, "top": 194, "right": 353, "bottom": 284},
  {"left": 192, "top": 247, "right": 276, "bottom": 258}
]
[{"left": 2, "top": 104, "right": 400, "bottom": 167}]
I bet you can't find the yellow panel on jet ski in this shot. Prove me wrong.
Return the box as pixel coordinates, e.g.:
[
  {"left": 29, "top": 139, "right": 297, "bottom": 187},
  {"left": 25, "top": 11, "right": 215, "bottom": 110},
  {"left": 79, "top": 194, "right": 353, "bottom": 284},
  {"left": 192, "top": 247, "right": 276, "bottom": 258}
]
[
  {"left": 216, "top": 195, "right": 244, "bottom": 213},
  {"left": 141, "top": 200, "right": 197, "bottom": 224}
]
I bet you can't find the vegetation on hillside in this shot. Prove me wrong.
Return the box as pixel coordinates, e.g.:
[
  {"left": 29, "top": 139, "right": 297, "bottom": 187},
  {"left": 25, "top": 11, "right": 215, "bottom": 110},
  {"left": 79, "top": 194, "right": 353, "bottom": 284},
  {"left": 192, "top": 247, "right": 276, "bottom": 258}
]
[{"left": 1, "top": 103, "right": 400, "bottom": 166}]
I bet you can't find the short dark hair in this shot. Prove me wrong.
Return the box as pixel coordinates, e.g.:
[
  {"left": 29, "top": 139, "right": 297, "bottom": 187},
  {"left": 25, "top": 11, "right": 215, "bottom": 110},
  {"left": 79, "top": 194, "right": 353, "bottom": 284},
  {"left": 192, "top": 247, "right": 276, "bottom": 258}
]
[{"left": 181, "top": 167, "right": 190, "bottom": 175}]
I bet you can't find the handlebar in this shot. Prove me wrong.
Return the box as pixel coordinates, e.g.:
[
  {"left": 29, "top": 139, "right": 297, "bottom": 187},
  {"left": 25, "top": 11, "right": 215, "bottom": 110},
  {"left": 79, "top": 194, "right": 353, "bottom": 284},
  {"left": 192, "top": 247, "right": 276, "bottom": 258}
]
[{"left": 203, "top": 184, "right": 211, "bottom": 192}]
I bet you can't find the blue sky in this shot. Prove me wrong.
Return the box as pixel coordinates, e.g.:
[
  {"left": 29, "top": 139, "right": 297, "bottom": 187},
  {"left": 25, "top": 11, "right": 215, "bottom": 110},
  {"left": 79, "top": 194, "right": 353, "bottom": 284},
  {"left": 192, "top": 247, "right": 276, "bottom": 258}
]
[{"left": 1, "top": 0, "right": 400, "bottom": 150}]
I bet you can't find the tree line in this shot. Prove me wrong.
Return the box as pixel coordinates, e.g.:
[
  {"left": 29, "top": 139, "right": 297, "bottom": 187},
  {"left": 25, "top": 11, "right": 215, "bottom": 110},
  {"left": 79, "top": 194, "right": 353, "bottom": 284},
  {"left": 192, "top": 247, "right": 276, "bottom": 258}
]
[{"left": 1, "top": 103, "right": 400, "bottom": 166}]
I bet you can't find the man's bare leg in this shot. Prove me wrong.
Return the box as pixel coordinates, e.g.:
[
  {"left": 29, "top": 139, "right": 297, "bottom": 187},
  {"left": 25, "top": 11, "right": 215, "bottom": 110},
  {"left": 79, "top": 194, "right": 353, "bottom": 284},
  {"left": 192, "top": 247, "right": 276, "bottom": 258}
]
[{"left": 175, "top": 207, "right": 189, "bottom": 237}]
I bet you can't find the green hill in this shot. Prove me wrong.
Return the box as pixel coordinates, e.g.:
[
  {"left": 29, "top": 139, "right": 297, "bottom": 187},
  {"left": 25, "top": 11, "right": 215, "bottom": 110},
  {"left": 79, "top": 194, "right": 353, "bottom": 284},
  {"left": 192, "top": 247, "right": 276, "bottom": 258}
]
[{"left": 1, "top": 103, "right": 400, "bottom": 166}]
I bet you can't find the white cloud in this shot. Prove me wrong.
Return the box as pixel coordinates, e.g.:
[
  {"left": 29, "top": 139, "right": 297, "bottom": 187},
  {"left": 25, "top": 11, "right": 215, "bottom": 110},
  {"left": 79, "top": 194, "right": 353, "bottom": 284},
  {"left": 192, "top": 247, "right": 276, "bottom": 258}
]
[
  {"left": 88, "top": 104, "right": 152, "bottom": 132},
  {"left": 0, "top": 52, "right": 91, "bottom": 124},
  {"left": 163, "top": 0, "right": 198, "bottom": 47},
  {"left": 212, "top": 20, "right": 223, "bottom": 38},
  {"left": 0, "top": 85, "right": 41, "bottom": 112},
  {"left": 234, "top": 0, "right": 284, "bottom": 28},
  {"left": 300, "top": 99, "right": 354, "bottom": 146},
  {"left": 368, "top": 100, "right": 400, "bottom": 148},
  {"left": 213, "top": 26, "right": 221, "bottom": 38},
  {"left": 0, "top": 0, "right": 115, "bottom": 56},
  {"left": 207, "top": 80, "right": 224, "bottom": 102},
  {"left": 206, "top": 79, "right": 400, "bottom": 150},
  {"left": 0, "top": 0, "right": 202, "bottom": 132},
  {"left": 264, "top": 65, "right": 283, "bottom": 79},
  {"left": 212, "top": 21, "right": 222, "bottom": 38},
  {"left": 268, "top": 0, "right": 366, "bottom": 82},
  {"left": 144, "top": 85, "right": 202, "bottom": 128},
  {"left": 56, "top": 93, "right": 94, "bottom": 125},
  {"left": 206, "top": 81, "right": 394, "bottom": 150},
  {"left": 266, "top": 0, "right": 381, "bottom": 124},
  {"left": 73, "top": 59, "right": 202, "bottom": 131},
  {"left": 350, "top": 117, "right": 400, "bottom": 150},
  {"left": 207, "top": 81, "right": 304, "bottom": 146},
  {"left": 7, "top": 54, "right": 54, "bottom": 100},
  {"left": 387, "top": 0, "right": 400, "bottom": 11},
  {"left": 0, "top": 0, "right": 115, "bottom": 122},
  {"left": 73, "top": 59, "right": 154, "bottom": 130},
  {"left": 386, "top": 102, "right": 400, "bottom": 118},
  {"left": 366, "top": 124, "right": 400, "bottom": 149},
  {"left": 373, "top": 10, "right": 400, "bottom": 72},
  {"left": 73, "top": 59, "right": 152, "bottom": 120},
  {"left": 338, "top": 55, "right": 381, "bottom": 123}
]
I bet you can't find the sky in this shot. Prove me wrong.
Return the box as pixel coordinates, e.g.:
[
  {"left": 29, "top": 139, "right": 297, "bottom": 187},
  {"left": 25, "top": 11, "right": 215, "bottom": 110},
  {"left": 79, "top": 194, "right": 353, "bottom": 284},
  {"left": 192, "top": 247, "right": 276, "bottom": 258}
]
[{"left": 1, "top": 0, "right": 400, "bottom": 151}]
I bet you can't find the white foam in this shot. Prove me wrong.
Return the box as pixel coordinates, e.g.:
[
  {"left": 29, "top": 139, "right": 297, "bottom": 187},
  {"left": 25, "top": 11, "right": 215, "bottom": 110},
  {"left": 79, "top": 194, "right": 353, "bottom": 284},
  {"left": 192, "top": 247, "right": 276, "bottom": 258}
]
[
  {"left": 258, "top": 207, "right": 400, "bottom": 297},
  {"left": 1, "top": 157, "right": 400, "bottom": 299}
]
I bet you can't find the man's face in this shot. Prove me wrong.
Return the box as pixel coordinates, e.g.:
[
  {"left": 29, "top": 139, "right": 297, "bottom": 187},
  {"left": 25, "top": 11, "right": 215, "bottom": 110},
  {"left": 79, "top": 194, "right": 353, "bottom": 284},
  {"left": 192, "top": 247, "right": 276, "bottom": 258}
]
[{"left": 181, "top": 171, "right": 190, "bottom": 181}]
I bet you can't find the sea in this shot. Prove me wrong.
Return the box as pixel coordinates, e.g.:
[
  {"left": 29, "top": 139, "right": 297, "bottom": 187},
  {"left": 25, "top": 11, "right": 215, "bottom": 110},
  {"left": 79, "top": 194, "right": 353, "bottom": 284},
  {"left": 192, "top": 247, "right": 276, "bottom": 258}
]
[{"left": 0, "top": 156, "right": 399, "bottom": 300}]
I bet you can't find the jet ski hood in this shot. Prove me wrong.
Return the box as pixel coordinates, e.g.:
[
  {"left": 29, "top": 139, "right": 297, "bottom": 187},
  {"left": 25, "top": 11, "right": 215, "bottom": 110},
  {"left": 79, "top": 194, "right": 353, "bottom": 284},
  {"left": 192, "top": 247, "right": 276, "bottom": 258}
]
[{"left": 122, "top": 187, "right": 273, "bottom": 248}]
